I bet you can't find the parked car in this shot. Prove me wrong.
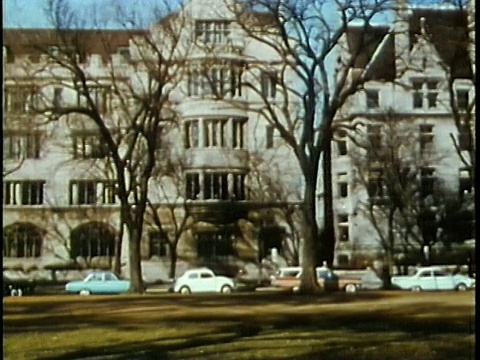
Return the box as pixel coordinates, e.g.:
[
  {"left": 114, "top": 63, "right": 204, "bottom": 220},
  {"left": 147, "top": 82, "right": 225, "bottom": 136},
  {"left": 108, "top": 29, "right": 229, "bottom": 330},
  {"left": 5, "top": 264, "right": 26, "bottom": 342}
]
[
  {"left": 271, "top": 266, "right": 362, "bottom": 293},
  {"left": 65, "top": 271, "right": 131, "bottom": 295},
  {"left": 171, "top": 268, "right": 236, "bottom": 294},
  {"left": 3, "top": 275, "right": 35, "bottom": 297},
  {"left": 391, "top": 266, "right": 476, "bottom": 291}
]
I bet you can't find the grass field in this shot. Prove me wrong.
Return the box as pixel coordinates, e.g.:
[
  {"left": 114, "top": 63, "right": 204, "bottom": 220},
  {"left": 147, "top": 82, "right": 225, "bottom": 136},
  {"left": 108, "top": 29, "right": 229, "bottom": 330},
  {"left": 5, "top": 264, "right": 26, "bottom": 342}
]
[{"left": 3, "top": 291, "right": 475, "bottom": 360}]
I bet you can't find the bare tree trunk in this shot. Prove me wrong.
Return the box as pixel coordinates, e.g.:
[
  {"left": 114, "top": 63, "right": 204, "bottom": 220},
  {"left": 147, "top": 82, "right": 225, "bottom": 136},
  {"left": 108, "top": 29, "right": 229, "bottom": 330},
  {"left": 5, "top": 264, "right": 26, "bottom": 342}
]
[
  {"left": 322, "top": 130, "right": 335, "bottom": 267},
  {"left": 112, "top": 222, "right": 124, "bottom": 276},
  {"left": 299, "top": 177, "right": 321, "bottom": 293},
  {"left": 128, "top": 227, "right": 144, "bottom": 293},
  {"left": 169, "top": 245, "right": 178, "bottom": 280}
]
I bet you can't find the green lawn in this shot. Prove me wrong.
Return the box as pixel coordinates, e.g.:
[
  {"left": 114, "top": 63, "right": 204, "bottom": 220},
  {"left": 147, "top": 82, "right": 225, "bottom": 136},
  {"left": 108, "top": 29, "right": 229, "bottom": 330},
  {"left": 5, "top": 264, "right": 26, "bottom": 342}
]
[{"left": 3, "top": 291, "right": 475, "bottom": 360}]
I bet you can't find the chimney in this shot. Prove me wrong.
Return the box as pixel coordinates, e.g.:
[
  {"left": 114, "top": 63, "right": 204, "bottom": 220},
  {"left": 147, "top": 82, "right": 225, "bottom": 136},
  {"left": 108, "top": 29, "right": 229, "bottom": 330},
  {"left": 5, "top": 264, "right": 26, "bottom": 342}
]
[{"left": 393, "top": 0, "right": 412, "bottom": 77}]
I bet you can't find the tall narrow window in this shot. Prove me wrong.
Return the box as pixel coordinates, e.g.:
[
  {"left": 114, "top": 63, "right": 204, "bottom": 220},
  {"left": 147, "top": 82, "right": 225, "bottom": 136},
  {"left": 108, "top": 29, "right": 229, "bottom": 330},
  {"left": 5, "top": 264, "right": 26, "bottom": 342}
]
[
  {"left": 458, "top": 123, "right": 472, "bottom": 151},
  {"left": 260, "top": 71, "right": 278, "bottom": 98},
  {"left": 367, "top": 168, "right": 385, "bottom": 204},
  {"left": 420, "top": 167, "right": 435, "bottom": 198},
  {"left": 456, "top": 89, "right": 469, "bottom": 111},
  {"left": 53, "top": 87, "right": 63, "bottom": 108},
  {"left": 366, "top": 89, "right": 379, "bottom": 108},
  {"left": 184, "top": 120, "right": 199, "bottom": 149},
  {"left": 266, "top": 125, "right": 275, "bottom": 149},
  {"left": 338, "top": 214, "right": 349, "bottom": 242},
  {"left": 186, "top": 173, "right": 200, "bottom": 200},
  {"left": 419, "top": 124, "right": 434, "bottom": 154},
  {"left": 4, "top": 85, "right": 38, "bottom": 113},
  {"left": 337, "top": 172, "right": 348, "bottom": 198},
  {"left": 69, "top": 180, "right": 117, "bottom": 205},
  {"left": 335, "top": 129, "right": 347, "bottom": 156},
  {"left": 72, "top": 132, "right": 109, "bottom": 159},
  {"left": 204, "top": 119, "right": 226, "bottom": 147},
  {"left": 232, "top": 118, "right": 246, "bottom": 149}
]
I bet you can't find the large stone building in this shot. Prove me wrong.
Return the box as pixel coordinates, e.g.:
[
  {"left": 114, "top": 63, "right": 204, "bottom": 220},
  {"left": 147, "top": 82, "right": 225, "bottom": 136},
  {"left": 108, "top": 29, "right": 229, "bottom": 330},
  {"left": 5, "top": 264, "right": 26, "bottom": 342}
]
[
  {"left": 3, "top": 0, "right": 304, "bottom": 282},
  {"left": 330, "top": 1, "right": 475, "bottom": 265},
  {"left": 3, "top": 0, "right": 475, "bottom": 281}
]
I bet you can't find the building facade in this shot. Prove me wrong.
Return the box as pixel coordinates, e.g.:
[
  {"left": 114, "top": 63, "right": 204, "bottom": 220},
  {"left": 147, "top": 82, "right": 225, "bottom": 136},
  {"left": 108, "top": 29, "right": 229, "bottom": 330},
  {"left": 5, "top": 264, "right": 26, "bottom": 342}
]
[
  {"left": 330, "top": 2, "right": 475, "bottom": 266},
  {"left": 3, "top": 0, "right": 304, "bottom": 282},
  {"left": 3, "top": 0, "right": 475, "bottom": 281}
]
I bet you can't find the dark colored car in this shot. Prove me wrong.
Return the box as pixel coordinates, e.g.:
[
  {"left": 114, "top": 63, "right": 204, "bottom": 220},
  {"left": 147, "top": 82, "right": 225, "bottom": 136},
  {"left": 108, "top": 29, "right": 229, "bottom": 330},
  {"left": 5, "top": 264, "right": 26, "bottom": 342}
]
[{"left": 3, "top": 275, "right": 35, "bottom": 297}]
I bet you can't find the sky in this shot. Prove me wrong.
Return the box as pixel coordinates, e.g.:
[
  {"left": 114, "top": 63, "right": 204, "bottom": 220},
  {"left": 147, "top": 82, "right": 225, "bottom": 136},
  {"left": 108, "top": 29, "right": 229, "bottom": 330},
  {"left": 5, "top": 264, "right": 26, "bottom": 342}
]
[{"left": 3, "top": 0, "right": 180, "bottom": 29}]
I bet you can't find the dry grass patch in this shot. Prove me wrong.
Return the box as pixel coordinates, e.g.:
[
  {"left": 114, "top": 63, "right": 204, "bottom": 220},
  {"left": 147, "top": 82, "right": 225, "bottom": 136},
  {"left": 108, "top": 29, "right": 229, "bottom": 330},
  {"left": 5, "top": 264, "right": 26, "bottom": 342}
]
[{"left": 3, "top": 291, "right": 475, "bottom": 360}]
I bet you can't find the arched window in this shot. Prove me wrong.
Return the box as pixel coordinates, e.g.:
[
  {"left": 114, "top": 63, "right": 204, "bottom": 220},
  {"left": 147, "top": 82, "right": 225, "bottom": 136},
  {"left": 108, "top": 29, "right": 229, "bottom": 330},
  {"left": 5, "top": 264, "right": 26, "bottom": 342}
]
[
  {"left": 70, "top": 222, "right": 116, "bottom": 259},
  {"left": 3, "top": 223, "right": 43, "bottom": 258}
]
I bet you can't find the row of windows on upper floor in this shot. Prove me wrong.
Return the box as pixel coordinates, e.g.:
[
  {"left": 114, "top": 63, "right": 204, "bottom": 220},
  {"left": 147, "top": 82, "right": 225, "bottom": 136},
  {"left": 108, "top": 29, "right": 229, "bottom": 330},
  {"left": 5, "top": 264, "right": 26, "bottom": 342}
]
[
  {"left": 334, "top": 122, "right": 473, "bottom": 157},
  {"left": 333, "top": 167, "right": 474, "bottom": 205},
  {"left": 364, "top": 80, "right": 471, "bottom": 111},
  {"left": 3, "top": 171, "right": 248, "bottom": 206},
  {"left": 3, "top": 69, "right": 278, "bottom": 115},
  {"left": 3, "top": 120, "right": 284, "bottom": 160},
  {"left": 4, "top": 77, "right": 471, "bottom": 122}
]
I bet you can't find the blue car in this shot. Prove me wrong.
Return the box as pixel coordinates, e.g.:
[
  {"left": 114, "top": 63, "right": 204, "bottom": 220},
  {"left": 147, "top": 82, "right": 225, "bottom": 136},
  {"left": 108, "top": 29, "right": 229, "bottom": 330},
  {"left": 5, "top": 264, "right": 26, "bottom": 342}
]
[{"left": 65, "top": 271, "right": 131, "bottom": 295}]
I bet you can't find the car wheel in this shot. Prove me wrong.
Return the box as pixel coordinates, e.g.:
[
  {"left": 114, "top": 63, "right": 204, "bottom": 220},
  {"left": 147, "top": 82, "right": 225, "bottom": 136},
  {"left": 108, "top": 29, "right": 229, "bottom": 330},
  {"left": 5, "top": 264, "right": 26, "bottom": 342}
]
[
  {"left": 10, "top": 288, "right": 23, "bottom": 297},
  {"left": 411, "top": 286, "right": 422, "bottom": 292},
  {"left": 179, "top": 286, "right": 191, "bottom": 294},
  {"left": 79, "top": 289, "right": 91, "bottom": 296},
  {"left": 456, "top": 283, "right": 467, "bottom": 291},
  {"left": 221, "top": 285, "right": 233, "bottom": 294},
  {"left": 344, "top": 284, "right": 357, "bottom": 293}
]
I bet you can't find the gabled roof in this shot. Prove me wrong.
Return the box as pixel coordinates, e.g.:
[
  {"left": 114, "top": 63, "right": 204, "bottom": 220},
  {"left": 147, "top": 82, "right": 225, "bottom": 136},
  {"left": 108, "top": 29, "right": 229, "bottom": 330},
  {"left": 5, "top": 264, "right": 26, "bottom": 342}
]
[
  {"left": 345, "top": 6, "right": 472, "bottom": 81},
  {"left": 408, "top": 7, "right": 472, "bottom": 79}
]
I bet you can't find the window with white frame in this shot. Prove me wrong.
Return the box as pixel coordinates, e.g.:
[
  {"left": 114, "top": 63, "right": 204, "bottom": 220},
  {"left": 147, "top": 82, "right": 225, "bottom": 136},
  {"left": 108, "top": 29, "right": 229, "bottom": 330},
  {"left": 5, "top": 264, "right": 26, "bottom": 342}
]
[
  {"left": 260, "top": 70, "right": 278, "bottom": 99},
  {"left": 3, "top": 130, "right": 41, "bottom": 159},
  {"left": 72, "top": 131, "right": 109, "bottom": 159},
  {"left": 195, "top": 20, "right": 231, "bottom": 44},
  {"left": 185, "top": 171, "right": 246, "bottom": 200},
  {"left": 419, "top": 124, "right": 434, "bottom": 154},
  {"left": 69, "top": 180, "right": 117, "bottom": 205},
  {"left": 337, "top": 172, "right": 348, "bottom": 198},
  {"left": 365, "top": 89, "right": 379, "bottom": 108},
  {"left": 149, "top": 231, "right": 170, "bottom": 258},
  {"left": 266, "top": 125, "right": 275, "bottom": 149},
  {"left": 184, "top": 120, "right": 200, "bottom": 149},
  {"left": 232, "top": 118, "right": 246, "bottom": 149},
  {"left": 3, "top": 180, "right": 45, "bottom": 205},
  {"left": 188, "top": 63, "right": 242, "bottom": 98},
  {"left": 204, "top": 119, "right": 227, "bottom": 147},
  {"left": 338, "top": 214, "right": 349, "bottom": 242},
  {"left": 4, "top": 85, "right": 39, "bottom": 114},
  {"left": 412, "top": 79, "right": 438, "bottom": 109}
]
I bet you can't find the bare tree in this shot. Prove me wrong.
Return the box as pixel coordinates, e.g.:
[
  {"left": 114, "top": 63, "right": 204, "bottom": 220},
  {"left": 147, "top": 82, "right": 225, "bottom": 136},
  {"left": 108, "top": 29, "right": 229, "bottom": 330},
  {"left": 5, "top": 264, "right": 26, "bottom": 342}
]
[
  {"left": 232, "top": 0, "right": 394, "bottom": 292},
  {"left": 24, "top": 0, "right": 190, "bottom": 293},
  {"left": 345, "top": 114, "right": 453, "bottom": 287}
]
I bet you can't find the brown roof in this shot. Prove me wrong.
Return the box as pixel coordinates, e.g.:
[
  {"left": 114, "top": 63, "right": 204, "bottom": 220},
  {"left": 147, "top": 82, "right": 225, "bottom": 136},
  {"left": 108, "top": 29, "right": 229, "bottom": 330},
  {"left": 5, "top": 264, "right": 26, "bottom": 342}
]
[
  {"left": 408, "top": 8, "right": 472, "bottom": 79},
  {"left": 3, "top": 28, "right": 148, "bottom": 63},
  {"left": 346, "top": 25, "right": 396, "bottom": 81},
  {"left": 346, "top": 7, "right": 472, "bottom": 81}
]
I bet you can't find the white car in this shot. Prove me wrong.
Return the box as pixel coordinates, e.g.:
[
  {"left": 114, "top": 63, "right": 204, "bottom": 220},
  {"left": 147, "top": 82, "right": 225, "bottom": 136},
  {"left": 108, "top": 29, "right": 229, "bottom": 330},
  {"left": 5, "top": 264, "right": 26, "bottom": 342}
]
[
  {"left": 391, "top": 266, "right": 475, "bottom": 292},
  {"left": 172, "top": 268, "right": 236, "bottom": 294}
]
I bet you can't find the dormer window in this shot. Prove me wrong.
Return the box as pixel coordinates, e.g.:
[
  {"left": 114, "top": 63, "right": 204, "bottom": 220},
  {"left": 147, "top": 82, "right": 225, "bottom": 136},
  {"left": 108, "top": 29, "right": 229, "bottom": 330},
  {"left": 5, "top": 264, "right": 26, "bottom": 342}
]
[
  {"left": 195, "top": 20, "right": 231, "bottom": 44},
  {"left": 117, "top": 47, "right": 131, "bottom": 60},
  {"left": 365, "top": 89, "right": 379, "bottom": 108}
]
